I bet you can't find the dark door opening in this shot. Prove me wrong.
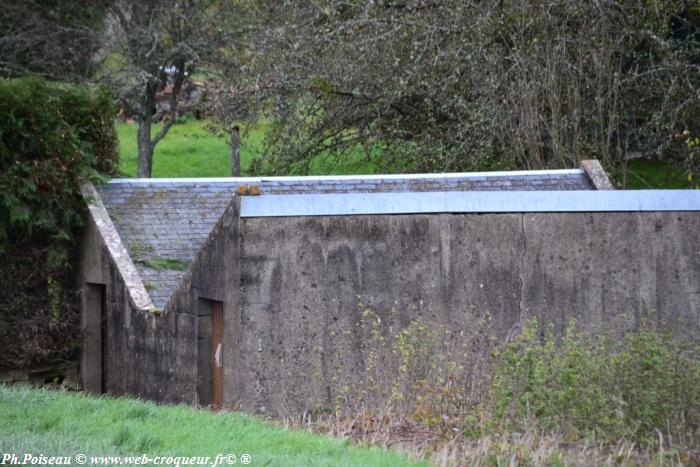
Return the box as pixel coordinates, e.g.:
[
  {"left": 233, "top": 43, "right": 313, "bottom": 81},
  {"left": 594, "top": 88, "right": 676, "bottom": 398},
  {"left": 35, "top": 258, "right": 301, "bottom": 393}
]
[
  {"left": 211, "top": 301, "right": 224, "bottom": 408},
  {"left": 82, "top": 283, "right": 106, "bottom": 394},
  {"left": 198, "top": 299, "right": 224, "bottom": 408}
]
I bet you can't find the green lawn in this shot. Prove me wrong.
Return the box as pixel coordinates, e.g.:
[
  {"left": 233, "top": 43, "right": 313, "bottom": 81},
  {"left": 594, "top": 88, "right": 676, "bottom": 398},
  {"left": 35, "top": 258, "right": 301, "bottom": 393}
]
[
  {"left": 117, "top": 121, "right": 261, "bottom": 177},
  {"left": 612, "top": 159, "right": 690, "bottom": 189},
  {"left": 116, "top": 120, "right": 382, "bottom": 177},
  {"left": 0, "top": 386, "right": 421, "bottom": 467},
  {"left": 117, "top": 120, "right": 691, "bottom": 188}
]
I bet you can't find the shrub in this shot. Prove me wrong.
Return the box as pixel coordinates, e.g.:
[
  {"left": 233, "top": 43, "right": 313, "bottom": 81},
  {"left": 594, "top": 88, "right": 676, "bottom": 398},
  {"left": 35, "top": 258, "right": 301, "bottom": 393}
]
[
  {"left": 492, "top": 320, "right": 700, "bottom": 445},
  {"left": 323, "top": 304, "right": 699, "bottom": 452},
  {"left": 0, "top": 77, "right": 117, "bottom": 369},
  {"left": 0, "top": 77, "right": 116, "bottom": 249}
]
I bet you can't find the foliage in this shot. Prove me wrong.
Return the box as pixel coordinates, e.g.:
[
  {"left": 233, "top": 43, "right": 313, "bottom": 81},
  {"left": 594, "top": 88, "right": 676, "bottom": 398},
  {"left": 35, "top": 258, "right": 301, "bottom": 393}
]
[
  {"left": 491, "top": 320, "right": 700, "bottom": 444},
  {"left": 0, "top": 77, "right": 117, "bottom": 369},
  {"left": 318, "top": 305, "right": 699, "bottom": 461},
  {"left": 0, "top": 0, "right": 107, "bottom": 80},
  {"left": 0, "top": 386, "right": 420, "bottom": 467},
  {"left": 682, "top": 129, "right": 700, "bottom": 187},
  {"left": 99, "top": 0, "right": 239, "bottom": 177},
  {"left": 0, "top": 77, "right": 116, "bottom": 249},
  {"left": 225, "top": 0, "right": 699, "bottom": 176}
]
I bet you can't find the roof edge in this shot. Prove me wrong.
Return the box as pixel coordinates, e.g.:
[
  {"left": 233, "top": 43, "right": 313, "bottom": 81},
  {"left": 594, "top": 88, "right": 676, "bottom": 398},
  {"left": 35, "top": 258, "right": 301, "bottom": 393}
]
[
  {"left": 81, "top": 182, "right": 158, "bottom": 313},
  {"left": 105, "top": 168, "right": 585, "bottom": 185}
]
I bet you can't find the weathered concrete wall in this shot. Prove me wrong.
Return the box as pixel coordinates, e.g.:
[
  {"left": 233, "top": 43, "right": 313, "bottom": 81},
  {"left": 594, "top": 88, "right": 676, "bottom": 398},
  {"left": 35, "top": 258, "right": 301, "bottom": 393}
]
[
  {"left": 520, "top": 212, "right": 700, "bottom": 337},
  {"left": 79, "top": 215, "right": 198, "bottom": 403},
  {"left": 232, "top": 211, "right": 700, "bottom": 415},
  {"left": 165, "top": 199, "right": 241, "bottom": 406},
  {"left": 80, "top": 199, "right": 700, "bottom": 416}
]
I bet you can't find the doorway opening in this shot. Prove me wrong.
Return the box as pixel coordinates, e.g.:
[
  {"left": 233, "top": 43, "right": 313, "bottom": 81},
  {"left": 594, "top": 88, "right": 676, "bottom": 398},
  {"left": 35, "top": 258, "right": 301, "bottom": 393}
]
[
  {"left": 197, "top": 299, "right": 224, "bottom": 408},
  {"left": 82, "top": 283, "right": 106, "bottom": 394}
]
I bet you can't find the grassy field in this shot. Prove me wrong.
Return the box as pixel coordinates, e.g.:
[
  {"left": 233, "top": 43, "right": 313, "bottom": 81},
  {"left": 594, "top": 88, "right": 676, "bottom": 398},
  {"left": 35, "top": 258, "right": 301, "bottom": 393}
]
[
  {"left": 0, "top": 386, "right": 421, "bottom": 467},
  {"left": 116, "top": 120, "right": 382, "bottom": 177},
  {"left": 612, "top": 159, "right": 690, "bottom": 189},
  {"left": 117, "top": 120, "right": 691, "bottom": 188},
  {"left": 117, "top": 120, "right": 260, "bottom": 177}
]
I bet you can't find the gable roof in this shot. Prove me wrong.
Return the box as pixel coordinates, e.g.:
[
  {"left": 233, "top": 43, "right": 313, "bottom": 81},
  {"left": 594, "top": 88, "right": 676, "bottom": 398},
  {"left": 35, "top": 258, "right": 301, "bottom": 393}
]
[{"left": 94, "top": 168, "right": 597, "bottom": 309}]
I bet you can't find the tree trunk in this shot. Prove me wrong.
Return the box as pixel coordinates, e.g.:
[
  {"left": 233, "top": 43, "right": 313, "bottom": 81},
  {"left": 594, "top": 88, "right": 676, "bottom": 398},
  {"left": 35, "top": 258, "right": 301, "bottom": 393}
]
[
  {"left": 231, "top": 125, "right": 240, "bottom": 177},
  {"left": 136, "top": 80, "right": 158, "bottom": 178},
  {"left": 137, "top": 119, "right": 154, "bottom": 178},
  {"left": 135, "top": 68, "right": 184, "bottom": 178}
]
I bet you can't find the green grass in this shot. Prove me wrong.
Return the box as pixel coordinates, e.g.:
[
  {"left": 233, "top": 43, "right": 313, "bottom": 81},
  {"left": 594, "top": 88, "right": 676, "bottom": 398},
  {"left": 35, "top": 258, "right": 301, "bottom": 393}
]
[
  {"left": 612, "top": 159, "right": 690, "bottom": 189},
  {"left": 117, "top": 120, "right": 261, "bottom": 177},
  {"left": 117, "top": 120, "right": 382, "bottom": 177},
  {"left": 117, "top": 120, "right": 693, "bottom": 187},
  {"left": 0, "top": 386, "right": 421, "bottom": 467}
]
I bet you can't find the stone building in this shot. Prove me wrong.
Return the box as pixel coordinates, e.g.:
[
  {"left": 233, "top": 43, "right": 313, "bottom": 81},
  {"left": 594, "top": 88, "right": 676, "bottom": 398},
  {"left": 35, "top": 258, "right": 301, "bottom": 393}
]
[{"left": 79, "top": 161, "right": 700, "bottom": 414}]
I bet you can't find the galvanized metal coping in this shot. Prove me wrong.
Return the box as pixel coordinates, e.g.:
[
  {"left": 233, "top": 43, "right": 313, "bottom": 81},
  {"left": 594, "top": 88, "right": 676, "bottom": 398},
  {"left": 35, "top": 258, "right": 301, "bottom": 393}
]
[{"left": 239, "top": 190, "right": 700, "bottom": 217}]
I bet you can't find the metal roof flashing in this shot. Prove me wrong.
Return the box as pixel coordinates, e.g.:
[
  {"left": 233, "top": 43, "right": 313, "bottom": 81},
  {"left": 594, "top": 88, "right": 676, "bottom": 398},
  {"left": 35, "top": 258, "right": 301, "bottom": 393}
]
[{"left": 239, "top": 190, "right": 700, "bottom": 218}]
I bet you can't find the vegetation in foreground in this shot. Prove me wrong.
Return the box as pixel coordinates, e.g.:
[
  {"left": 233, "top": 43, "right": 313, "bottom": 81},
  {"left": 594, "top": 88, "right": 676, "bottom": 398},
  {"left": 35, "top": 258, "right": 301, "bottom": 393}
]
[
  {"left": 0, "top": 77, "right": 117, "bottom": 369},
  {"left": 0, "top": 386, "right": 420, "bottom": 467},
  {"left": 290, "top": 314, "right": 700, "bottom": 466}
]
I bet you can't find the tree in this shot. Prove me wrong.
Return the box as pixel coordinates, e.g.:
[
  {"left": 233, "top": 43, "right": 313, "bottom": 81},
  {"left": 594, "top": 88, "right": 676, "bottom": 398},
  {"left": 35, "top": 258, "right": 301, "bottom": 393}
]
[
  {"left": 0, "top": 0, "right": 107, "bottom": 81},
  {"left": 101, "top": 0, "right": 237, "bottom": 177},
  {"left": 221, "top": 0, "right": 699, "bottom": 176}
]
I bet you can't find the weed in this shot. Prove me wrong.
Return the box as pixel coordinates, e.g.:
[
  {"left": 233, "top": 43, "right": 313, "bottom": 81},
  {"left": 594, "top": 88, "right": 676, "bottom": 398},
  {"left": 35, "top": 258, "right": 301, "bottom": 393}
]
[
  {"left": 491, "top": 320, "right": 700, "bottom": 445},
  {"left": 127, "top": 242, "right": 154, "bottom": 263},
  {"left": 141, "top": 258, "right": 190, "bottom": 272}
]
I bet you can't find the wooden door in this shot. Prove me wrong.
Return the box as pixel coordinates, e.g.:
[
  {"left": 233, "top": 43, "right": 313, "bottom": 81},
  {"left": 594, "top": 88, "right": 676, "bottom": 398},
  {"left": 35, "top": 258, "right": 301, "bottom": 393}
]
[{"left": 211, "top": 302, "right": 224, "bottom": 408}]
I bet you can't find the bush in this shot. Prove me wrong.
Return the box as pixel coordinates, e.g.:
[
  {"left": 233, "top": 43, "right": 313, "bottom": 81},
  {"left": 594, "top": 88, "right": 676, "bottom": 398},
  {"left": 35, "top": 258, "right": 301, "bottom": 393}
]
[
  {"left": 492, "top": 320, "right": 700, "bottom": 444},
  {"left": 0, "top": 77, "right": 117, "bottom": 369},
  {"left": 231, "top": 0, "right": 699, "bottom": 178},
  {"left": 323, "top": 305, "right": 699, "bottom": 454},
  {"left": 0, "top": 77, "right": 116, "bottom": 248}
]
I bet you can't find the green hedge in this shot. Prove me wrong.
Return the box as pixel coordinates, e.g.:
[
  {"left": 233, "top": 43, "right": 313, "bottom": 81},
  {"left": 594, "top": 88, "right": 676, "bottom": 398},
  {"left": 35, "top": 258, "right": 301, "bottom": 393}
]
[
  {"left": 0, "top": 77, "right": 117, "bottom": 369},
  {"left": 0, "top": 77, "right": 116, "bottom": 248}
]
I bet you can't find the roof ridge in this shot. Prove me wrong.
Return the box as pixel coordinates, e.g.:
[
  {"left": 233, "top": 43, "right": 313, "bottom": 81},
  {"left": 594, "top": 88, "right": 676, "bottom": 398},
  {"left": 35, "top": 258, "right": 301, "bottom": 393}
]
[{"left": 106, "top": 168, "right": 585, "bottom": 185}]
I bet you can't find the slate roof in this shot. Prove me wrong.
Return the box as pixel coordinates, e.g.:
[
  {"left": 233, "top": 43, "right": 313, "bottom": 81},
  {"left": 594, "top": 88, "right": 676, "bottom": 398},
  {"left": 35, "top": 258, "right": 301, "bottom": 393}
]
[{"left": 96, "top": 169, "right": 595, "bottom": 308}]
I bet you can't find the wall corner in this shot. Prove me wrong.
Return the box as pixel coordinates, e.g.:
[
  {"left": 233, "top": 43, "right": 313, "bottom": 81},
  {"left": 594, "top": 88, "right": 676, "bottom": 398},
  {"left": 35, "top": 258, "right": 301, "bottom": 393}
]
[{"left": 580, "top": 159, "right": 615, "bottom": 190}]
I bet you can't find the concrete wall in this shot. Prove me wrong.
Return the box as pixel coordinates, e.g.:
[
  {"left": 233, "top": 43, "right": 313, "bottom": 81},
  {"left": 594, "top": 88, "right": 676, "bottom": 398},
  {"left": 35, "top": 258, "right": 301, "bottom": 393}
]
[
  {"left": 165, "top": 199, "right": 241, "bottom": 406},
  {"left": 232, "top": 211, "right": 700, "bottom": 415},
  {"left": 79, "top": 214, "right": 198, "bottom": 403},
  {"left": 80, "top": 203, "right": 700, "bottom": 416}
]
